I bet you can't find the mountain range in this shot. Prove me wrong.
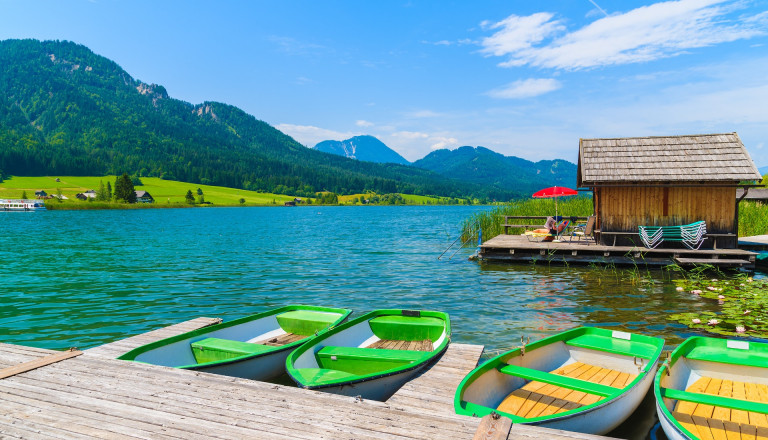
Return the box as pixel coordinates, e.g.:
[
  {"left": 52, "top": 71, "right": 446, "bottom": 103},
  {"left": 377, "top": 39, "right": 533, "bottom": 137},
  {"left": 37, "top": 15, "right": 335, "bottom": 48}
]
[
  {"left": 314, "top": 136, "right": 577, "bottom": 197},
  {"left": 0, "top": 39, "right": 577, "bottom": 200}
]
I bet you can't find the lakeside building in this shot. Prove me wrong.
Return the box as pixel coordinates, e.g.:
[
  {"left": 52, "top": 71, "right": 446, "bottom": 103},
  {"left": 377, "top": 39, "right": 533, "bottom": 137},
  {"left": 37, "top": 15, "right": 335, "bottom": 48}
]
[
  {"left": 135, "top": 190, "right": 154, "bottom": 203},
  {"left": 577, "top": 133, "right": 762, "bottom": 249}
]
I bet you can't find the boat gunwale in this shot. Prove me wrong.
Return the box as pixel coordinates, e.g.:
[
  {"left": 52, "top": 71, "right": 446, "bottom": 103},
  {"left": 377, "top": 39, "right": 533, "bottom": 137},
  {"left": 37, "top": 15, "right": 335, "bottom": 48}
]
[
  {"left": 116, "top": 304, "right": 352, "bottom": 368},
  {"left": 454, "top": 326, "right": 665, "bottom": 424},
  {"left": 285, "top": 308, "right": 451, "bottom": 389}
]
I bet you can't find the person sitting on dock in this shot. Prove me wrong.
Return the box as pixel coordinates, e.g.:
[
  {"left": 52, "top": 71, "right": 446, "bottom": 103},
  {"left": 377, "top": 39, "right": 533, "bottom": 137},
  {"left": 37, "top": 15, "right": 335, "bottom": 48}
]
[{"left": 538, "top": 217, "right": 569, "bottom": 242}]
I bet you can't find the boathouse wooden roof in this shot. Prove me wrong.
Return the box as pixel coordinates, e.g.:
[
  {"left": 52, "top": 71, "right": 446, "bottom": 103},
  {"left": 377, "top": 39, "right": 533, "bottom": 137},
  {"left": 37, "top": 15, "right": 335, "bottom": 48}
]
[{"left": 578, "top": 133, "right": 762, "bottom": 187}]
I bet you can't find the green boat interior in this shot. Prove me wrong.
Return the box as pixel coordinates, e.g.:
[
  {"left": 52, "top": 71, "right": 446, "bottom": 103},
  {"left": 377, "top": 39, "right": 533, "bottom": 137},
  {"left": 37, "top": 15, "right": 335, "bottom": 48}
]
[
  {"left": 658, "top": 337, "right": 768, "bottom": 439},
  {"left": 294, "top": 314, "right": 444, "bottom": 384},
  {"left": 191, "top": 310, "right": 342, "bottom": 364}
]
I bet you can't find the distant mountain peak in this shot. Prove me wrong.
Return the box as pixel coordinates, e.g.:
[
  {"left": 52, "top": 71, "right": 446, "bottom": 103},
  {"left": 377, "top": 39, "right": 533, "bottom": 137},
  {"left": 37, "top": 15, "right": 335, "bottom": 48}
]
[{"left": 314, "top": 135, "right": 410, "bottom": 165}]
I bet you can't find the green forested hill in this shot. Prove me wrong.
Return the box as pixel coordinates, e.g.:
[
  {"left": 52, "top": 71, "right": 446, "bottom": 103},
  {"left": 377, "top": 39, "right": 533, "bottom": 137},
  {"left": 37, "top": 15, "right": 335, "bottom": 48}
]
[
  {"left": 0, "top": 39, "right": 499, "bottom": 199},
  {"left": 413, "top": 146, "right": 577, "bottom": 198}
]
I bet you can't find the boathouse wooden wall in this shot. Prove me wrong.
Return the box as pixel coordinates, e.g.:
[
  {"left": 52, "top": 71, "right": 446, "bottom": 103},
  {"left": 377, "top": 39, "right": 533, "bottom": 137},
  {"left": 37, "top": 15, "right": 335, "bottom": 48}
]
[{"left": 596, "top": 186, "right": 736, "bottom": 233}]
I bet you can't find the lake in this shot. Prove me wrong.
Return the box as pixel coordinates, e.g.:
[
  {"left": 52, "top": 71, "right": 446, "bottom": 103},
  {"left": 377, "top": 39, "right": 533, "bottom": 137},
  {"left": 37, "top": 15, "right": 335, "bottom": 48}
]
[{"left": 1, "top": 205, "right": 760, "bottom": 439}]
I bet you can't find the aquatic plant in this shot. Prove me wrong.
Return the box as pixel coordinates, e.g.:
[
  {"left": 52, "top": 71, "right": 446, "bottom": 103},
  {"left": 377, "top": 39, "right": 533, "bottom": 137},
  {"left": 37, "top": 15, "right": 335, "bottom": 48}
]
[{"left": 667, "top": 275, "right": 768, "bottom": 337}]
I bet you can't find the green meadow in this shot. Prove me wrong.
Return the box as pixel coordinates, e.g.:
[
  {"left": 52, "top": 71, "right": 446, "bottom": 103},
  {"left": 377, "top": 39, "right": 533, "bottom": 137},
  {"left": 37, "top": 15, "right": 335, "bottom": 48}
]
[
  {"left": 0, "top": 176, "right": 298, "bottom": 207},
  {"left": 0, "top": 176, "right": 464, "bottom": 208}
]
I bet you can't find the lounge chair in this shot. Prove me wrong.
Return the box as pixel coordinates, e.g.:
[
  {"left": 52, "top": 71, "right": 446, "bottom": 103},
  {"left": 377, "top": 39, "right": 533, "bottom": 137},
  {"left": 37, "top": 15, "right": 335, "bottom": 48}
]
[
  {"left": 569, "top": 215, "right": 595, "bottom": 244},
  {"left": 524, "top": 219, "right": 570, "bottom": 242},
  {"left": 638, "top": 221, "right": 707, "bottom": 249}
]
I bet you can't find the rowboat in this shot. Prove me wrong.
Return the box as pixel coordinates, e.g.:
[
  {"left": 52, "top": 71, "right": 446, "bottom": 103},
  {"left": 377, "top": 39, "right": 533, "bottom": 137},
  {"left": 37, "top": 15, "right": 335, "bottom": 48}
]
[
  {"left": 454, "top": 327, "right": 664, "bottom": 435},
  {"left": 285, "top": 309, "right": 450, "bottom": 401},
  {"left": 118, "top": 305, "right": 351, "bottom": 380},
  {"left": 655, "top": 336, "right": 768, "bottom": 440}
]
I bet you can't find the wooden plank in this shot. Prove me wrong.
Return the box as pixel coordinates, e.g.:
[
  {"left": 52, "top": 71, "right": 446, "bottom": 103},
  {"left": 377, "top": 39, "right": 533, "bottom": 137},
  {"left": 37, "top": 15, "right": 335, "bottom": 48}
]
[
  {"left": 85, "top": 317, "right": 222, "bottom": 359},
  {"left": 5, "top": 355, "right": 477, "bottom": 439},
  {"left": 0, "top": 349, "right": 82, "bottom": 379},
  {"left": 252, "top": 332, "right": 304, "bottom": 346},
  {"left": 472, "top": 414, "right": 512, "bottom": 440}
]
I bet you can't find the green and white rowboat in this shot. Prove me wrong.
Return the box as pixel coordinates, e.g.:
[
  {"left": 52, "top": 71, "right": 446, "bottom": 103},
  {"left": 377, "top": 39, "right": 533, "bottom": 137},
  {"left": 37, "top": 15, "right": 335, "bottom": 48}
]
[
  {"left": 286, "top": 309, "right": 450, "bottom": 401},
  {"left": 454, "top": 327, "right": 664, "bottom": 435},
  {"left": 655, "top": 336, "right": 768, "bottom": 440},
  {"left": 118, "top": 305, "right": 351, "bottom": 381}
]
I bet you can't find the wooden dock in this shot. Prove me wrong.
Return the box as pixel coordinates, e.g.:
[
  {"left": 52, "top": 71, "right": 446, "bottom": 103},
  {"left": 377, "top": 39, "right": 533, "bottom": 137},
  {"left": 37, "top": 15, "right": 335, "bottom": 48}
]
[
  {"left": 480, "top": 234, "right": 757, "bottom": 269},
  {"left": 0, "top": 318, "right": 615, "bottom": 439}
]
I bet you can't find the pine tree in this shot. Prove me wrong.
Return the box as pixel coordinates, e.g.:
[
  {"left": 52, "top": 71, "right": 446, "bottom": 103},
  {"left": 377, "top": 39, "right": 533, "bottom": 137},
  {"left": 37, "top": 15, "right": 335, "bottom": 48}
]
[
  {"left": 106, "top": 181, "right": 112, "bottom": 200},
  {"left": 114, "top": 173, "right": 136, "bottom": 203},
  {"left": 97, "top": 180, "right": 107, "bottom": 201},
  {"left": 185, "top": 190, "right": 195, "bottom": 204}
]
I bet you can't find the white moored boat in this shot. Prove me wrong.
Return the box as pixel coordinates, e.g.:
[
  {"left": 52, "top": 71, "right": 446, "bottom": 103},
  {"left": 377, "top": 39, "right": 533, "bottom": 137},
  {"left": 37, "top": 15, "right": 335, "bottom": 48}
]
[
  {"left": 655, "top": 336, "right": 768, "bottom": 440},
  {"left": 454, "top": 327, "right": 664, "bottom": 435},
  {"left": 1, "top": 199, "right": 46, "bottom": 211}
]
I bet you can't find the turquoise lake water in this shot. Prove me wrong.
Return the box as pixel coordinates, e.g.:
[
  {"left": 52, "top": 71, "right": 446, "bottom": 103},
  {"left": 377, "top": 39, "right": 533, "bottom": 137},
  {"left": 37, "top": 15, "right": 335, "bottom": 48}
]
[
  {"left": 3, "top": 205, "right": 762, "bottom": 439},
  {"left": 1, "top": 205, "right": 734, "bottom": 351}
]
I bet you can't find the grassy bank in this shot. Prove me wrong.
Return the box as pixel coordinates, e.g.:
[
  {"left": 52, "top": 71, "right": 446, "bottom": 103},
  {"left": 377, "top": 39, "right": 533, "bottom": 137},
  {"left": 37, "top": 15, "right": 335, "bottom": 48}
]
[
  {"left": 1, "top": 176, "right": 471, "bottom": 208},
  {"left": 0, "top": 176, "right": 299, "bottom": 207}
]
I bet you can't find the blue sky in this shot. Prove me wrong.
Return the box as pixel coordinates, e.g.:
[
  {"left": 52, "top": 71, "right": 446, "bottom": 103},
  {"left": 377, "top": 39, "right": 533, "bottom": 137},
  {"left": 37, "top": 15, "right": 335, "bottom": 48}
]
[{"left": 1, "top": 0, "right": 767, "bottom": 166}]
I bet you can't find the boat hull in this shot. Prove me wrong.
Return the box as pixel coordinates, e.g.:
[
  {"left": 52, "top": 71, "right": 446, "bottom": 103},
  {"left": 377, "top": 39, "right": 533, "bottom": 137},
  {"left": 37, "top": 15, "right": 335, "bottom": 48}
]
[
  {"left": 303, "top": 366, "right": 429, "bottom": 401},
  {"left": 187, "top": 345, "right": 294, "bottom": 381},
  {"left": 286, "top": 309, "right": 451, "bottom": 401},
  {"left": 118, "top": 305, "right": 351, "bottom": 380}
]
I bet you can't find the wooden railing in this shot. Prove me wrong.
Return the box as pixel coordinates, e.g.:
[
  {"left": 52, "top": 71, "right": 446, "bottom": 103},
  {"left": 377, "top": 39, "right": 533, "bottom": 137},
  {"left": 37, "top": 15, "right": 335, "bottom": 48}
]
[{"left": 503, "top": 216, "right": 590, "bottom": 235}]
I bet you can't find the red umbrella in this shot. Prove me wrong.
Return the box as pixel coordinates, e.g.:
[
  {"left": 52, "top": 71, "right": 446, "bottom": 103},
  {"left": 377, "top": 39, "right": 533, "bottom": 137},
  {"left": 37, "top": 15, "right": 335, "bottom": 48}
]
[{"left": 532, "top": 186, "right": 578, "bottom": 223}]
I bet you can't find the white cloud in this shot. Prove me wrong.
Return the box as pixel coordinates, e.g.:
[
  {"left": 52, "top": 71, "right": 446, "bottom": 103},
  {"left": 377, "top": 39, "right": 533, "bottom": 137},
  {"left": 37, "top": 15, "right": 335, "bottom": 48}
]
[
  {"left": 275, "top": 124, "right": 356, "bottom": 148},
  {"left": 481, "top": 0, "right": 768, "bottom": 70},
  {"left": 487, "top": 78, "right": 562, "bottom": 99},
  {"left": 429, "top": 137, "right": 459, "bottom": 150},
  {"left": 355, "top": 120, "right": 374, "bottom": 127}
]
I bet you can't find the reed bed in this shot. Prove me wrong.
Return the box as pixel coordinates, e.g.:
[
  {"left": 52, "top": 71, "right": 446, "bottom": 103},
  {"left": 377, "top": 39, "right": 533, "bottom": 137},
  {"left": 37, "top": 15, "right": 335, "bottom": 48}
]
[{"left": 738, "top": 201, "right": 768, "bottom": 237}]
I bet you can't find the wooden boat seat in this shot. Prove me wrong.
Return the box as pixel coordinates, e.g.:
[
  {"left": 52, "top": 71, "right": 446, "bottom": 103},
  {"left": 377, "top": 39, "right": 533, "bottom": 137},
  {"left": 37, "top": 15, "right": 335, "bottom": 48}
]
[
  {"left": 670, "top": 376, "right": 768, "bottom": 440},
  {"left": 368, "top": 315, "right": 444, "bottom": 342},
  {"left": 685, "top": 345, "right": 768, "bottom": 369},
  {"left": 317, "top": 346, "right": 426, "bottom": 363},
  {"left": 275, "top": 310, "right": 342, "bottom": 336},
  {"left": 366, "top": 339, "right": 434, "bottom": 351},
  {"left": 566, "top": 333, "right": 659, "bottom": 359},
  {"left": 496, "top": 361, "right": 636, "bottom": 420},
  {"left": 191, "top": 337, "right": 273, "bottom": 364}
]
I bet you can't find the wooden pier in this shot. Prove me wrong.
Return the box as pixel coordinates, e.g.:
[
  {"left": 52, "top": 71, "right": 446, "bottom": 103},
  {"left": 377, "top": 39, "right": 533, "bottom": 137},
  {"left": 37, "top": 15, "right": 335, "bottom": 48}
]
[
  {"left": 480, "top": 234, "right": 758, "bottom": 270},
  {"left": 0, "top": 318, "right": 614, "bottom": 439}
]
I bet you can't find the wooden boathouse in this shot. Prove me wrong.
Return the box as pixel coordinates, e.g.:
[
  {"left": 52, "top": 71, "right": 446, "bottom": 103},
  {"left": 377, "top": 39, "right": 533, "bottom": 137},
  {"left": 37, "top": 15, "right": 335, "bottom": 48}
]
[
  {"left": 579, "top": 132, "right": 762, "bottom": 249},
  {"left": 479, "top": 133, "right": 762, "bottom": 269}
]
